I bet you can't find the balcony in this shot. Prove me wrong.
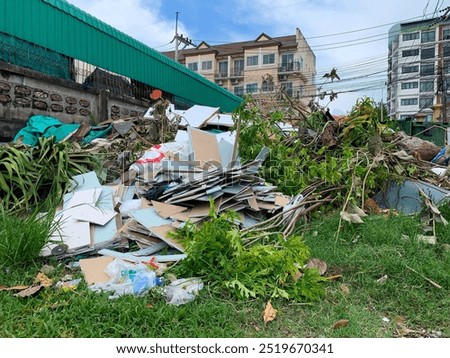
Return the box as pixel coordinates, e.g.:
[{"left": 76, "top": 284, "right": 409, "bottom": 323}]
[
  {"left": 278, "top": 61, "right": 303, "bottom": 74},
  {"left": 214, "top": 68, "right": 244, "bottom": 79}
]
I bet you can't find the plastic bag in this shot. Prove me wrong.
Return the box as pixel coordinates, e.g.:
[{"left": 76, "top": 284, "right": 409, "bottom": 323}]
[
  {"left": 89, "top": 258, "right": 158, "bottom": 299},
  {"left": 164, "top": 278, "right": 204, "bottom": 306},
  {"left": 129, "top": 142, "right": 184, "bottom": 176}
]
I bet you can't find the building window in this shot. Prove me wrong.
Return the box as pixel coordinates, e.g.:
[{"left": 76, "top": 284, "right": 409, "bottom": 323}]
[
  {"left": 445, "top": 63, "right": 450, "bottom": 74},
  {"left": 402, "top": 49, "right": 419, "bottom": 57},
  {"left": 262, "top": 54, "right": 275, "bottom": 65},
  {"left": 400, "top": 114, "right": 414, "bottom": 120},
  {"left": 246, "top": 83, "right": 258, "bottom": 93},
  {"left": 218, "top": 61, "right": 228, "bottom": 77},
  {"left": 443, "top": 79, "right": 450, "bottom": 91},
  {"left": 401, "top": 82, "right": 418, "bottom": 90},
  {"left": 261, "top": 80, "right": 274, "bottom": 92},
  {"left": 421, "top": 30, "right": 435, "bottom": 43},
  {"left": 402, "top": 32, "right": 419, "bottom": 41},
  {"left": 401, "top": 98, "right": 418, "bottom": 106},
  {"left": 420, "top": 81, "right": 434, "bottom": 92},
  {"left": 444, "top": 29, "right": 450, "bottom": 40},
  {"left": 201, "top": 60, "right": 212, "bottom": 71},
  {"left": 443, "top": 45, "right": 450, "bottom": 57},
  {"left": 281, "top": 82, "right": 293, "bottom": 96},
  {"left": 234, "top": 86, "right": 244, "bottom": 96},
  {"left": 246, "top": 55, "right": 258, "bottom": 67},
  {"left": 187, "top": 62, "right": 198, "bottom": 72},
  {"left": 280, "top": 53, "right": 294, "bottom": 71},
  {"left": 419, "top": 97, "right": 433, "bottom": 108},
  {"left": 420, "top": 63, "right": 435, "bottom": 76},
  {"left": 297, "top": 85, "right": 304, "bottom": 97},
  {"left": 233, "top": 59, "right": 244, "bottom": 76},
  {"left": 402, "top": 65, "right": 418, "bottom": 74},
  {"left": 421, "top": 47, "right": 435, "bottom": 59}
]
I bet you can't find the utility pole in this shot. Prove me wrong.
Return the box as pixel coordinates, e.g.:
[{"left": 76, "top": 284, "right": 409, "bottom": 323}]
[
  {"left": 172, "top": 12, "right": 195, "bottom": 63},
  {"left": 441, "top": 58, "right": 448, "bottom": 123},
  {"left": 439, "top": 63, "right": 448, "bottom": 123}
]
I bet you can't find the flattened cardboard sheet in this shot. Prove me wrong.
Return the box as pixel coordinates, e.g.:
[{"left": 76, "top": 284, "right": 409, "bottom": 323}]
[{"left": 79, "top": 256, "right": 114, "bottom": 285}]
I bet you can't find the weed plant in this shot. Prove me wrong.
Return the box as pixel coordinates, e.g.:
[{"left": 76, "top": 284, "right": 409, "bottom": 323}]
[{"left": 0, "top": 205, "right": 56, "bottom": 269}]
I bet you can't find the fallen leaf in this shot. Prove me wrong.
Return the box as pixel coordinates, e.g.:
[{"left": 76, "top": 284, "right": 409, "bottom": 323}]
[
  {"left": 397, "top": 327, "right": 420, "bottom": 337},
  {"left": 376, "top": 275, "right": 388, "bottom": 284},
  {"left": 146, "top": 304, "right": 154, "bottom": 309},
  {"left": 394, "top": 316, "right": 407, "bottom": 326},
  {"left": 347, "top": 203, "right": 367, "bottom": 217},
  {"left": 0, "top": 284, "right": 29, "bottom": 292},
  {"left": 254, "top": 325, "right": 261, "bottom": 332},
  {"left": 14, "top": 285, "right": 43, "bottom": 298},
  {"left": 40, "top": 264, "right": 55, "bottom": 275},
  {"left": 166, "top": 273, "right": 177, "bottom": 283},
  {"left": 333, "top": 319, "right": 349, "bottom": 329},
  {"left": 417, "top": 235, "right": 437, "bottom": 245},
  {"left": 340, "top": 211, "right": 364, "bottom": 224},
  {"left": 325, "top": 274, "right": 342, "bottom": 281},
  {"left": 364, "top": 198, "right": 381, "bottom": 214},
  {"left": 306, "top": 258, "right": 327, "bottom": 275},
  {"left": 393, "top": 150, "right": 415, "bottom": 161},
  {"left": 292, "top": 271, "right": 303, "bottom": 281},
  {"left": 339, "top": 284, "right": 350, "bottom": 295},
  {"left": 34, "top": 272, "right": 52, "bottom": 288},
  {"left": 263, "top": 301, "right": 277, "bottom": 325}
]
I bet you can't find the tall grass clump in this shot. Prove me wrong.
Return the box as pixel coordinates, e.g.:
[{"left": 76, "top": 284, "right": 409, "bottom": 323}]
[{"left": 0, "top": 205, "right": 56, "bottom": 268}]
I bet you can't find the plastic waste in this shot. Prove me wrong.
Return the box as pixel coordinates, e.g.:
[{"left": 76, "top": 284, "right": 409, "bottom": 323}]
[
  {"left": 89, "top": 258, "right": 161, "bottom": 299},
  {"left": 164, "top": 277, "right": 204, "bottom": 306},
  {"left": 129, "top": 142, "right": 185, "bottom": 176},
  {"left": 131, "top": 270, "right": 156, "bottom": 295}
]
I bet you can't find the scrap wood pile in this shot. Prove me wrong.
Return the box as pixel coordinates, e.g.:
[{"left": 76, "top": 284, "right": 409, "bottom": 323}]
[{"left": 3, "top": 95, "right": 450, "bottom": 302}]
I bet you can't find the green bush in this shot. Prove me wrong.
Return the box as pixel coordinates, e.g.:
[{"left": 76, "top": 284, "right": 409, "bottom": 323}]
[{"left": 171, "top": 207, "right": 326, "bottom": 301}]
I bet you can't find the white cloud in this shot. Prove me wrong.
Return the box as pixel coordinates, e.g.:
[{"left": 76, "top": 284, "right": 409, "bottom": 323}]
[
  {"left": 227, "top": 0, "right": 442, "bottom": 113},
  {"left": 66, "top": 0, "right": 445, "bottom": 113},
  {"left": 66, "top": 0, "right": 187, "bottom": 50}
]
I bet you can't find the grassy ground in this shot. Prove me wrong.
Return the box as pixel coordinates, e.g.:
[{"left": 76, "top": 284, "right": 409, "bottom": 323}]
[{"left": 0, "top": 211, "right": 448, "bottom": 338}]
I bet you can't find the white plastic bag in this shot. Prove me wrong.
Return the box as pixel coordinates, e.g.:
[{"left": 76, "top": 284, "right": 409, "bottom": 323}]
[
  {"left": 89, "top": 258, "right": 157, "bottom": 299},
  {"left": 164, "top": 278, "right": 204, "bottom": 306}
]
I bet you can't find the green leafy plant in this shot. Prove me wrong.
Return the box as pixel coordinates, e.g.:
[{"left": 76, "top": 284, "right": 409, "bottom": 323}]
[
  {"left": 0, "top": 137, "right": 99, "bottom": 213},
  {"left": 171, "top": 204, "right": 325, "bottom": 301}
]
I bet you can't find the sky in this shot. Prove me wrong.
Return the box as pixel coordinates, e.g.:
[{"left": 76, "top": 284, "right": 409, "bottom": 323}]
[{"left": 66, "top": 0, "right": 449, "bottom": 114}]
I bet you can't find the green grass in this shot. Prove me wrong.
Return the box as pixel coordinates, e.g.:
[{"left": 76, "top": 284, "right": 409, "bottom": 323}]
[
  {"left": 0, "top": 207, "right": 55, "bottom": 269},
  {"left": 0, "top": 211, "right": 449, "bottom": 338}
]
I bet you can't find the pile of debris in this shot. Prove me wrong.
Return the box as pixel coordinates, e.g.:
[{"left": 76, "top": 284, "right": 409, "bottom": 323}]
[{"left": 8, "top": 96, "right": 450, "bottom": 302}]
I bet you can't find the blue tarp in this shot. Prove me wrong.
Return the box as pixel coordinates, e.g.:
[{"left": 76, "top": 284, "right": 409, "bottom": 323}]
[{"left": 13, "top": 115, "right": 111, "bottom": 146}]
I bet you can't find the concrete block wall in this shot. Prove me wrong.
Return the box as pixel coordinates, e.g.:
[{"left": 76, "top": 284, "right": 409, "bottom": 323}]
[{"left": 0, "top": 61, "right": 149, "bottom": 141}]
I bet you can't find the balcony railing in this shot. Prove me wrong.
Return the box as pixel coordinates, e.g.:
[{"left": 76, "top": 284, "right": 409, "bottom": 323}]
[
  {"left": 214, "top": 68, "right": 244, "bottom": 79},
  {"left": 278, "top": 61, "right": 303, "bottom": 73}
]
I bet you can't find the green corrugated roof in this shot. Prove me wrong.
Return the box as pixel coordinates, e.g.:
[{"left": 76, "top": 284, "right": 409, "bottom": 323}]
[{"left": 0, "top": 0, "right": 242, "bottom": 112}]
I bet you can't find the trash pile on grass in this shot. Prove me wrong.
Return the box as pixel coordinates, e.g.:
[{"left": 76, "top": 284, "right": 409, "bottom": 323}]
[{"left": 2, "top": 96, "right": 450, "bottom": 304}]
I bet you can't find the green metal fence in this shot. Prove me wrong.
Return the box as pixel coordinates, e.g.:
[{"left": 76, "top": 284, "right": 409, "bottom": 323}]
[
  {"left": 398, "top": 119, "right": 449, "bottom": 147},
  {"left": 0, "top": 0, "right": 242, "bottom": 112}
]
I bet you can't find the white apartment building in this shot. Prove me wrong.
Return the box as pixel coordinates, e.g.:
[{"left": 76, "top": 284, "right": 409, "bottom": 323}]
[{"left": 388, "top": 17, "right": 450, "bottom": 122}]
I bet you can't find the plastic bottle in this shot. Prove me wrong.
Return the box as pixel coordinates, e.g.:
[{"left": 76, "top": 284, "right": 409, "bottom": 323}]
[{"left": 132, "top": 270, "right": 157, "bottom": 295}]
